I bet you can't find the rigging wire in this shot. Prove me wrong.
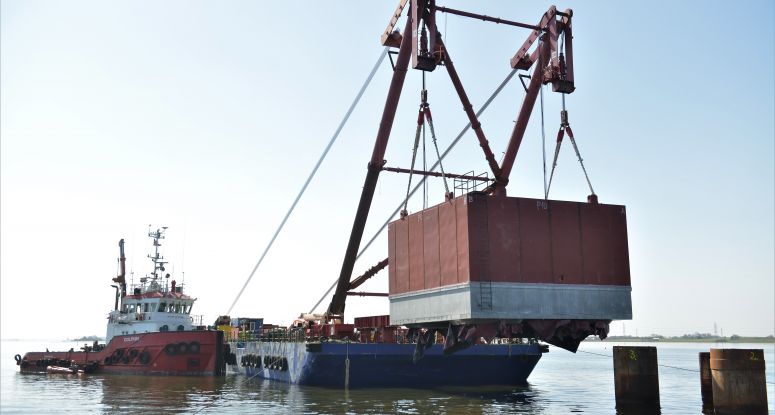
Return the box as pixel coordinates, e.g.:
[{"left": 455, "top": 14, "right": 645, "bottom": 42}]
[
  {"left": 576, "top": 348, "right": 775, "bottom": 384},
  {"left": 539, "top": 36, "right": 548, "bottom": 199},
  {"left": 422, "top": 72, "right": 428, "bottom": 209},
  {"left": 423, "top": 118, "right": 428, "bottom": 208},
  {"left": 568, "top": 125, "right": 596, "bottom": 196},
  {"left": 402, "top": 73, "right": 428, "bottom": 215},
  {"left": 540, "top": 84, "right": 547, "bottom": 199},
  {"left": 444, "top": 12, "right": 448, "bottom": 44},
  {"left": 309, "top": 67, "right": 518, "bottom": 313},
  {"left": 226, "top": 47, "right": 389, "bottom": 316},
  {"left": 545, "top": 29, "right": 596, "bottom": 198},
  {"left": 425, "top": 104, "right": 451, "bottom": 195}
]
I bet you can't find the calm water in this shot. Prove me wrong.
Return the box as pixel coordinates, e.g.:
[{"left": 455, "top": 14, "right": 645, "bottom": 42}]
[{"left": 1, "top": 340, "right": 772, "bottom": 414}]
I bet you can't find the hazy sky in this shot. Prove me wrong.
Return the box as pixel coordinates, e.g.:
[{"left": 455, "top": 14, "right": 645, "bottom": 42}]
[{"left": 2, "top": 1, "right": 773, "bottom": 341}]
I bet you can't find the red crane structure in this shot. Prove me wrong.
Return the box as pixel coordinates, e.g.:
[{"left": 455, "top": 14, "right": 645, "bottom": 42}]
[
  {"left": 326, "top": 2, "right": 629, "bottom": 353},
  {"left": 328, "top": 1, "right": 577, "bottom": 319}
]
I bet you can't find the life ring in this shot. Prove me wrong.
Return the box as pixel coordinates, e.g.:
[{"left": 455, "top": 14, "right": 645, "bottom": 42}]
[
  {"left": 139, "top": 351, "right": 151, "bottom": 365},
  {"left": 177, "top": 342, "right": 188, "bottom": 354},
  {"left": 188, "top": 342, "right": 201, "bottom": 354},
  {"left": 164, "top": 343, "right": 178, "bottom": 356},
  {"left": 14, "top": 354, "right": 21, "bottom": 364}
]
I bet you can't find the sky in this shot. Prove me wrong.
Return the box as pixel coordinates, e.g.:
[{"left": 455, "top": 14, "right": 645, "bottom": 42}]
[{"left": 1, "top": 0, "right": 773, "bottom": 341}]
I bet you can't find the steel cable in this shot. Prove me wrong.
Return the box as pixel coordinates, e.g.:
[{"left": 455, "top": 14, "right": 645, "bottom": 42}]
[
  {"left": 310, "top": 67, "right": 518, "bottom": 313},
  {"left": 540, "top": 39, "right": 548, "bottom": 199},
  {"left": 226, "top": 47, "right": 389, "bottom": 315},
  {"left": 577, "top": 348, "right": 775, "bottom": 384}
]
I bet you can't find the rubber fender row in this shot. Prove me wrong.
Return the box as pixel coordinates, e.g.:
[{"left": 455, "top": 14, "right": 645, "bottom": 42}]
[
  {"left": 33, "top": 358, "right": 71, "bottom": 368},
  {"left": 164, "top": 341, "right": 201, "bottom": 356},
  {"left": 239, "top": 354, "right": 288, "bottom": 371},
  {"left": 241, "top": 353, "right": 261, "bottom": 368},
  {"left": 224, "top": 344, "right": 237, "bottom": 365},
  {"left": 264, "top": 355, "right": 288, "bottom": 371},
  {"left": 104, "top": 348, "right": 151, "bottom": 365}
]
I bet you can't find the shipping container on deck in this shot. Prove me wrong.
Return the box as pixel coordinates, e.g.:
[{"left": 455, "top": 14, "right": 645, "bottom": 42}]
[{"left": 388, "top": 192, "right": 632, "bottom": 326}]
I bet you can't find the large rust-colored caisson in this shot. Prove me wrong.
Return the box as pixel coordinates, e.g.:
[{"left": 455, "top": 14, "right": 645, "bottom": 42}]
[
  {"left": 320, "top": 1, "right": 625, "bottom": 353},
  {"left": 388, "top": 192, "right": 632, "bottom": 325}
]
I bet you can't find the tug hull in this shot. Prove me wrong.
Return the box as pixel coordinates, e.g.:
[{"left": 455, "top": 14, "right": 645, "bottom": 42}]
[{"left": 17, "top": 330, "right": 226, "bottom": 376}]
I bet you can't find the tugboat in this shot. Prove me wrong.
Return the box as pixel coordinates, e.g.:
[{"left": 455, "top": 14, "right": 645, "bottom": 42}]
[{"left": 15, "top": 227, "right": 230, "bottom": 376}]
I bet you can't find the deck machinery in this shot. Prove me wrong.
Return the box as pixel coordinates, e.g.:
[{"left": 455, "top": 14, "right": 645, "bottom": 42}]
[{"left": 325, "top": 1, "right": 631, "bottom": 353}]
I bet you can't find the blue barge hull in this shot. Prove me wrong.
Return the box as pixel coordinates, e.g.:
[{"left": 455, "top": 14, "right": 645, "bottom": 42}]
[{"left": 227, "top": 341, "right": 543, "bottom": 388}]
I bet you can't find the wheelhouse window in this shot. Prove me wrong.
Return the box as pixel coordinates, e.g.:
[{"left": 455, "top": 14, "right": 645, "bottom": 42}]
[
  {"left": 143, "top": 303, "right": 149, "bottom": 313},
  {"left": 159, "top": 302, "right": 166, "bottom": 313}
]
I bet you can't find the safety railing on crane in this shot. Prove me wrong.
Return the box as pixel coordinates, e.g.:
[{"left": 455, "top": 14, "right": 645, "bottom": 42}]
[{"left": 453, "top": 171, "right": 491, "bottom": 195}]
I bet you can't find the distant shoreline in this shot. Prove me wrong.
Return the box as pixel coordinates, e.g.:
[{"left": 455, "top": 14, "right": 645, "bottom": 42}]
[
  {"left": 600, "top": 336, "right": 775, "bottom": 344},
  {"left": 67, "top": 336, "right": 104, "bottom": 342}
]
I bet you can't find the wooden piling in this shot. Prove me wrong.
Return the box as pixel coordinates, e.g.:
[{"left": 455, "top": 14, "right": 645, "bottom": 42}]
[
  {"left": 709, "top": 348, "right": 768, "bottom": 415},
  {"left": 613, "top": 346, "right": 660, "bottom": 409},
  {"left": 699, "top": 352, "right": 713, "bottom": 413}
]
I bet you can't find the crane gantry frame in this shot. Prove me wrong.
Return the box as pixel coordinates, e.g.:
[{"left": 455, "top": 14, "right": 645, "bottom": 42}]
[{"left": 327, "top": 1, "right": 576, "bottom": 321}]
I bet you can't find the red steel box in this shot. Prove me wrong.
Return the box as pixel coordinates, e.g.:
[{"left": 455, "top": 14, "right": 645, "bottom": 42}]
[{"left": 387, "top": 192, "right": 632, "bottom": 325}]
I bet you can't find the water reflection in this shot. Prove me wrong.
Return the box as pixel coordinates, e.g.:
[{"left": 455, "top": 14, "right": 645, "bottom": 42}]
[
  {"left": 99, "top": 374, "right": 222, "bottom": 413},
  {"left": 197, "top": 378, "right": 550, "bottom": 414},
  {"left": 615, "top": 406, "right": 662, "bottom": 415},
  {"left": 4, "top": 340, "right": 772, "bottom": 414}
]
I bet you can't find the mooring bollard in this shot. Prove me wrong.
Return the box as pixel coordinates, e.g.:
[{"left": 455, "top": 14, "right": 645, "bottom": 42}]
[
  {"left": 699, "top": 352, "right": 713, "bottom": 413},
  {"left": 709, "top": 348, "right": 768, "bottom": 415},
  {"left": 613, "top": 346, "right": 660, "bottom": 409}
]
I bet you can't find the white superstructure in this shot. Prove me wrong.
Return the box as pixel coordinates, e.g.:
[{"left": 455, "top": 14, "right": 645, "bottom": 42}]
[{"left": 106, "top": 227, "right": 201, "bottom": 342}]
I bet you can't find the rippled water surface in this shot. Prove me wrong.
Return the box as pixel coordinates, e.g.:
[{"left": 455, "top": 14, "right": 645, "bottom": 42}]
[{"left": 2, "top": 340, "right": 773, "bottom": 414}]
